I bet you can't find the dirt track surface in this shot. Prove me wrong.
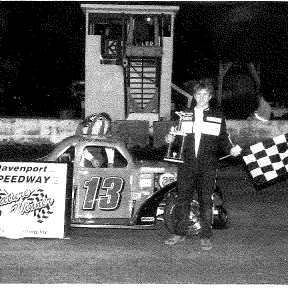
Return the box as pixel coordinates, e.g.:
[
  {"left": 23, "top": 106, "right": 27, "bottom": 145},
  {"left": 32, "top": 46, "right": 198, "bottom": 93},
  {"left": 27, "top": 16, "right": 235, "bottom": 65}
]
[
  {"left": 0, "top": 146, "right": 288, "bottom": 283},
  {"left": 1, "top": 175, "right": 288, "bottom": 284}
]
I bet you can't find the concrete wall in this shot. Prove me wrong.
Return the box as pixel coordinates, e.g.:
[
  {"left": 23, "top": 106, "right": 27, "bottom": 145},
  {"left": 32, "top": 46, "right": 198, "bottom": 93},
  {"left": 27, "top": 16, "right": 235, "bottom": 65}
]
[
  {"left": 0, "top": 118, "right": 288, "bottom": 149},
  {"left": 226, "top": 120, "right": 288, "bottom": 147},
  {"left": 153, "top": 120, "right": 288, "bottom": 148},
  {"left": 0, "top": 118, "right": 78, "bottom": 145}
]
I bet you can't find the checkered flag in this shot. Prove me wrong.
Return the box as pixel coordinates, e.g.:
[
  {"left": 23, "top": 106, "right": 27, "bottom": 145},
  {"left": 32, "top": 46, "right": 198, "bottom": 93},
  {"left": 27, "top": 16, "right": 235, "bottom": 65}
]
[{"left": 242, "top": 133, "right": 288, "bottom": 186}]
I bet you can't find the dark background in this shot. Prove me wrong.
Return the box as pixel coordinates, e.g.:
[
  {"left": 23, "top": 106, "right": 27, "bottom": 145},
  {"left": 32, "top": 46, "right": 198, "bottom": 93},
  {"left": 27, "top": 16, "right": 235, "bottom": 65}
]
[{"left": 1, "top": 1, "right": 288, "bottom": 118}]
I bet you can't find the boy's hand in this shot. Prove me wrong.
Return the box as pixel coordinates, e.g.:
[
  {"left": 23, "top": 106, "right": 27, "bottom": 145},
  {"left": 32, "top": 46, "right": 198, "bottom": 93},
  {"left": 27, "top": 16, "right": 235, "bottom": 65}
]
[
  {"left": 165, "top": 134, "right": 175, "bottom": 144},
  {"left": 230, "top": 145, "right": 242, "bottom": 157}
]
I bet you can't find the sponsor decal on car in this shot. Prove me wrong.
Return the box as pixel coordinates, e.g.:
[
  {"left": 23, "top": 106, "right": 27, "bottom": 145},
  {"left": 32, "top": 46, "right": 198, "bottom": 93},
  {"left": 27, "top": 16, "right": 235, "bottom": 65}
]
[{"left": 159, "top": 173, "right": 176, "bottom": 187}]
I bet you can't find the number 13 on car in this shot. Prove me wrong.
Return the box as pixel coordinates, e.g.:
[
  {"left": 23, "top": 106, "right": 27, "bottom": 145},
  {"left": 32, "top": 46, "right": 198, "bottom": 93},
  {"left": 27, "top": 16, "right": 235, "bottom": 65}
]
[
  {"left": 72, "top": 172, "right": 132, "bottom": 223},
  {"left": 83, "top": 176, "right": 124, "bottom": 211}
]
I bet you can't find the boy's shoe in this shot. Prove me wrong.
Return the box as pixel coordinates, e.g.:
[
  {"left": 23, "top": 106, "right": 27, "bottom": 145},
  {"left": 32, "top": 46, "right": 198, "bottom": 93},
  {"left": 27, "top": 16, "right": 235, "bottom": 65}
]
[
  {"left": 200, "top": 238, "right": 212, "bottom": 251},
  {"left": 164, "top": 235, "right": 186, "bottom": 245}
]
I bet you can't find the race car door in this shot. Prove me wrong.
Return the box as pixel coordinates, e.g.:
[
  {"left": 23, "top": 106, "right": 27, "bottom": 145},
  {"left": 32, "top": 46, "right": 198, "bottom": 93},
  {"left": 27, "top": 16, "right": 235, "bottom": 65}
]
[{"left": 72, "top": 145, "right": 132, "bottom": 225}]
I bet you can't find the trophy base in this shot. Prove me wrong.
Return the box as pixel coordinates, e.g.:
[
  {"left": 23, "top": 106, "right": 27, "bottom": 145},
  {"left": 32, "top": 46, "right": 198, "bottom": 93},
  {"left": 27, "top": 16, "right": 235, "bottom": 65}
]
[{"left": 164, "top": 157, "right": 184, "bottom": 163}]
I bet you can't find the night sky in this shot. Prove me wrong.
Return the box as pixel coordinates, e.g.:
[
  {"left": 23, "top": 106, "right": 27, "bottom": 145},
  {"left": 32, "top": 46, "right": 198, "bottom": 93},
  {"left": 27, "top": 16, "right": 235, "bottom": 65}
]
[
  {"left": 1, "top": 1, "right": 288, "bottom": 117},
  {"left": 172, "top": 2, "right": 288, "bottom": 92},
  {"left": 1, "top": 1, "right": 85, "bottom": 117}
]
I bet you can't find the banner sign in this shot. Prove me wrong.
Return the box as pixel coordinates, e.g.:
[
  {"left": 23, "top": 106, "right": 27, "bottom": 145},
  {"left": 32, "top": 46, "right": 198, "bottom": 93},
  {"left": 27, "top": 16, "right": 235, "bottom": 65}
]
[{"left": 0, "top": 162, "right": 68, "bottom": 239}]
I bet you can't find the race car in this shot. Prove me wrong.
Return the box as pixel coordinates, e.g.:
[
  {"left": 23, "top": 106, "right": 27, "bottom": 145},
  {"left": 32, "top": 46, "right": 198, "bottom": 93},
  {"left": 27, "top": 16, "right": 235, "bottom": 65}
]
[
  {"left": 40, "top": 133, "right": 178, "bottom": 228},
  {"left": 39, "top": 113, "right": 228, "bottom": 232}
]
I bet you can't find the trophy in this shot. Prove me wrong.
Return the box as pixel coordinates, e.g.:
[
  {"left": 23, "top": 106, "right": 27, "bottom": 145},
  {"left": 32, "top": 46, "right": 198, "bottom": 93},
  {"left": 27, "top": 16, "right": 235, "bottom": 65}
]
[{"left": 164, "top": 111, "right": 194, "bottom": 163}]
